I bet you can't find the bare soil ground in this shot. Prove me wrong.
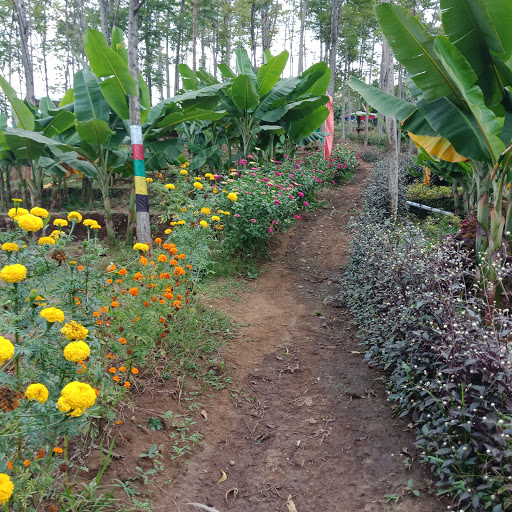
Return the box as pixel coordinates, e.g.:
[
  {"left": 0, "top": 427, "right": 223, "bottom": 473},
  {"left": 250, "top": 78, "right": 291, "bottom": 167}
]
[{"left": 94, "top": 162, "right": 447, "bottom": 512}]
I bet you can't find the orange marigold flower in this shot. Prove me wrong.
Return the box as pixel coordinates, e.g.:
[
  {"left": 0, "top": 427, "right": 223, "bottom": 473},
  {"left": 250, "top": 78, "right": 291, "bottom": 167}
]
[
  {"left": 119, "top": 366, "right": 126, "bottom": 372},
  {"left": 106, "top": 279, "right": 113, "bottom": 284},
  {"left": 7, "top": 461, "right": 13, "bottom": 470},
  {"left": 179, "top": 253, "right": 186, "bottom": 259},
  {"left": 163, "top": 292, "right": 174, "bottom": 300},
  {"left": 132, "top": 368, "right": 139, "bottom": 375},
  {"left": 155, "top": 238, "right": 162, "bottom": 244},
  {"left": 119, "top": 338, "right": 127, "bottom": 345},
  {"left": 107, "top": 353, "right": 114, "bottom": 359},
  {"left": 169, "top": 248, "right": 178, "bottom": 255},
  {"left": 143, "top": 300, "right": 150, "bottom": 307},
  {"left": 187, "top": 264, "right": 192, "bottom": 269},
  {"left": 129, "top": 287, "right": 139, "bottom": 296},
  {"left": 176, "top": 295, "right": 182, "bottom": 300},
  {"left": 121, "top": 290, "right": 126, "bottom": 295},
  {"left": 160, "top": 272, "right": 171, "bottom": 279},
  {"left": 151, "top": 295, "right": 158, "bottom": 302},
  {"left": 185, "top": 298, "right": 190, "bottom": 304},
  {"left": 116, "top": 279, "right": 122, "bottom": 284},
  {"left": 185, "top": 290, "right": 190, "bottom": 296},
  {"left": 170, "top": 259, "right": 178, "bottom": 266},
  {"left": 174, "top": 266, "right": 186, "bottom": 277},
  {"left": 96, "top": 320, "right": 103, "bottom": 325},
  {"left": 158, "top": 254, "right": 167, "bottom": 262},
  {"left": 119, "top": 268, "right": 128, "bottom": 276},
  {"left": 124, "top": 382, "right": 131, "bottom": 389},
  {"left": 36, "top": 449, "right": 45, "bottom": 460},
  {"left": 77, "top": 265, "right": 84, "bottom": 271},
  {"left": 162, "top": 243, "right": 170, "bottom": 250},
  {"left": 100, "top": 306, "right": 108, "bottom": 314},
  {"left": 173, "top": 300, "right": 182, "bottom": 308},
  {"left": 93, "top": 311, "right": 100, "bottom": 317},
  {"left": 115, "top": 420, "right": 122, "bottom": 425},
  {"left": 159, "top": 299, "right": 165, "bottom": 305},
  {"left": 159, "top": 317, "right": 165, "bottom": 323},
  {"left": 113, "top": 376, "right": 120, "bottom": 382},
  {"left": 108, "top": 367, "right": 117, "bottom": 374},
  {"left": 53, "top": 447, "right": 63, "bottom": 454},
  {"left": 111, "top": 301, "right": 119, "bottom": 307},
  {"left": 106, "top": 263, "right": 117, "bottom": 272},
  {"left": 23, "top": 460, "right": 31, "bottom": 466},
  {"left": 134, "top": 272, "right": 144, "bottom": 281},
  {"left": 139, "top": 256, "right": 148, "bottom": 266}
]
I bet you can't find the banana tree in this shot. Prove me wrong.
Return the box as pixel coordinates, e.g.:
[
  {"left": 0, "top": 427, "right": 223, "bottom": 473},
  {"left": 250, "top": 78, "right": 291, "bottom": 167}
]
[
  {"left": 349, "top": 0, "right": 512, "bottom": 268},
  {"left": 0, "top": 76, "right": 97, "bottom": 207}
]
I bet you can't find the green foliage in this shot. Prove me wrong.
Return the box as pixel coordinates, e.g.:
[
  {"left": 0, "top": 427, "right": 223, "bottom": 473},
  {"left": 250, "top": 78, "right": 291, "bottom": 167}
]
[{"left": 343, "top": 211, "right": 512, "bottom": 510}]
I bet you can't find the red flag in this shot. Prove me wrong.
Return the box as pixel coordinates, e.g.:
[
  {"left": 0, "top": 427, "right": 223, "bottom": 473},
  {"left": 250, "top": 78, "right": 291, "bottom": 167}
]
[{"left": 324, "top": 95, "right": 334, "bottom": 159}]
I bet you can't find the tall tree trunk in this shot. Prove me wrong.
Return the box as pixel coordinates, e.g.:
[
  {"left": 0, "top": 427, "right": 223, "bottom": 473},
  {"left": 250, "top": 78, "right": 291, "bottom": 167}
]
[
  {"left": 200, "top": 23, "right": 206, "bottom": 69},
  {"left": 212, "top": 21, "right": 218, "bottom": 78},
  {"left": 297, "top": 0, "right": 307, "bottom": 74},
  {"left": 341, "top": 49, "right": 348, "bottom": 140},
  {"left": 381, "top": 0, "right": 398, "bottom": 218},
  {"left": 397, "top": 63, "right": 403, "bottom": 154},
  {"left": 128, "top": 0, "right": 151, "bottom": 245},
  {"left": 364, "top": 33, "right": 375, "bottom": 148},
  {"left": 12, "top": 0, "right": 35, "bottom": 104},
  {"left": 165, "top": 34, "right": 171, "bottom": 97},
  {"left": 250, "top": 3, "right": 257, "bottom": 67},
  {"left": 327, "top": 0, "right": 341, "bottom": 98},
  {"left": 192, "top": 0, "right": 198, "bottom": 71},
  {"left": 99, "top": 0, "right": 110, "bottom": 43},
  {"left": 42, "top": 12, "right": 49, "bottom": 96},
  {"left": 174, "top": 0, "right": 185, "bottom": 94},
  {"left": 224, "top": 0, "right": 232, "bottom": 68}
]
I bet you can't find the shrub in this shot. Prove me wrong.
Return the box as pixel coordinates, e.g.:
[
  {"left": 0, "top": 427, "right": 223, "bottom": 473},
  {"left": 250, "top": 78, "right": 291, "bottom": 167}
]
[
  {"left": 408, "top": 183, "right": 458, "bottom": 213},
  {"left": 342, "top": 215, "right": 512, "bottom": 510},
  {"left": 359, "top": 149, "right": 383, "bottom": 163}
]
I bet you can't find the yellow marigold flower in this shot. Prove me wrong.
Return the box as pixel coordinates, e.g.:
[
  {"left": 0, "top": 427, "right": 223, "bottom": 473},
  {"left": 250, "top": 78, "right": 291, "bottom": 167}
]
[
  {"left": 180, "top": 169, "right": 188, "bottom": 175},
  {"left": 90, "top": 223, "right": 101, "bottom": 230},
  {"left": 40, "top": 307, "right": 65, "bottom": 324},
  {"left": 25, "top": 383, "right": 49, "bottom": 404},
  {"left": 53, "top": 219, "right": 68, "bottom": 227},
  {"left": 83, "top": 219, "right": 96, "bottom": 227},
  {"left": 199, "top": 220, "right": 208, "bottom": 228},
  {"left": 0, "top": 473, "right": 14, "bottom": 504},
  {"left": 165, "top": 183, "right": 175, "bottom": 190},
  {"left": 211, "top": 215, "right": 220, "bottom": 221},
  {"left": 12, "top": 198, "right": 22, "bottom": 203},
  {"left": 193, "top": 182, "right": 203, "bottom": 190},
  {"left": 133, "top": 243, "right": 149, "bottom": 252},
  {"left": 177, "top": 220, "right": 186, "bottom": 225},
  {"left": 204, "top": 173, "right": 213, "bottom": 178},
  {"left": 212, "top": 188, "right": 219, "bottom": 194},
  {"left": 38, "top": 237, "right": 56, "bottom": 246},
  {"left": 216, "top": 224, "right": 224, "bottom": 230},
  {"left": 200, "top": 207, "right": 210, "bottom": 215},
  {"left": 63, "top": 341, "right": 90, "bottom": 362},
  {"left": 170, "top": 222, "right": 177, "bottom": 226},
  {"left": 17, "top": 214, "right": 44, "bottom": 232},
  {"left": 0, "top": 264, "right": 27, "bottom": 283},
  {"left": 8, "top": 207, "right": 28, "bottom": 219},
  {"left": 61, "top": 321, "right": 89, "bottom": 341},
  {"left": 227, "top": 192, "right": 238, "bottom": 202},
  {"left": 68, "top": 211, "right": 82, "bottom": 223},
  {"left": 0, "top": 337, "right": 15, "bottom": 365},
  {"left": 164, "top": 228, "right": 172, "bottom": 234},
  {"left": 224, "top": 211, "right": 231, "bottom": 216},
  {"left": 56, "top": 381, "right": 96, "bottom": 417},
  {"left": 1, "top": 243, "right": 19, "bottom": 252},
  {"left": 30, "top": 207, "right": 49, "bottom": 218}
]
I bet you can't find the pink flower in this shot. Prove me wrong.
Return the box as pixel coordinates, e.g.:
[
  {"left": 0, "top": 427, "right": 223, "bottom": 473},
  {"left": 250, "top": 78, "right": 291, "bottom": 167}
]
[
  {"left": 304, "top": 201, "right": 309, "bottom": 206},
  {"left": 272, "top": 220, "right": 278, "bottom": 224},
  {"left": 268, "top": 227, "right": 273, "bottom": 233},
  {"left": 288, "top": 195, "right": 293, "bottom": 199},
  {"left": 274, "top": 200, "right": 281, "bottom": 205},
  {"left": 238, "top": 159, "right": 247, "bottom": 165},
  {"left": 298, "top": 192, "right": 304, "bottom": 197},
  {"left": 234, "top": 214, "right": 240, "bottom": 218},
  {"left": 251, "top": 219, "right": 257, "bottom": 223},
  {"left": 247, "top": 154, "right": 254, "bottom": 159},
  {"left": 214, "top": 174, "right": 220, "bottom": 179},
  {"left": 294, "top": 215, "right": 302, "bottom": 219},
  {"left": 284, "top": 154, "right": 288, "bottom": 158}
]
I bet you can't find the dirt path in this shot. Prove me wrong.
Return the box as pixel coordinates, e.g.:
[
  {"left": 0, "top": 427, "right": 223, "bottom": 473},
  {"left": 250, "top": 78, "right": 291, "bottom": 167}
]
[{"left": 99, "top": 163, "right": 447, "bottom": 512}]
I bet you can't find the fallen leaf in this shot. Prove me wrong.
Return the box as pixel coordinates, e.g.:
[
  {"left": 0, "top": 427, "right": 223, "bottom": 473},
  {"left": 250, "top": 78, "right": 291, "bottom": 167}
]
[
  {"left": 349, "top": 350, "right": 365, "bottom": 354},
  {"left": 218, "top": 469, "right": 227, "bottom": 484},
  {"left": 286, "top": 495, "right": 297, "bottom": 512},
  {"left": 225, "top": 487, "right": 238, "bottom": 504},
  {"left": 201, "top": 409, "right": 208, "bottom": 421}
]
